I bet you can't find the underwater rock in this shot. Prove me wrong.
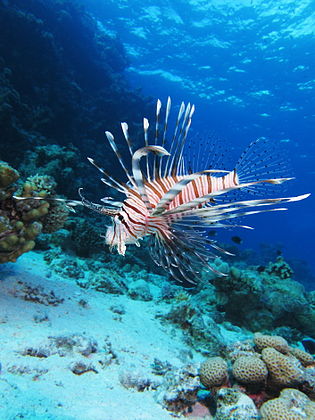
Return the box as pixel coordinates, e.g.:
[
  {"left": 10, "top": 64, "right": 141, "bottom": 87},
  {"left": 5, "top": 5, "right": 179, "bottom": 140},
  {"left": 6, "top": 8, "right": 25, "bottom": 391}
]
[
  {"left": 50, "top": 256, "right": 85, "bottom": 280},
  {"left": 119, "top": 367, "right": 161, "bottom": 391},
  {"left": 155, "top": 364, "right": 200, "bottom": 414},
  {"left": 161, "top": 288, "right": 225, "bottom": 355},
  {"left": 128, "top": 279, "right": 153, "bottom": 301},
  {"left": 87, "top": 268, "right": 128, "bottom": 295},
  {"left": 0, "top": 0, "right": 147, "bottom": 196},
  {"left": 266, "top": 256, "right": 293, "bottom": 280},
  {"left": 210, "top": 258, "right": 315, "bottom": 337},
  {"left": 65, "top": 218, "right": 103, "bottom": 257},
  {"left": 10, "top": 281, "right": 64, "bottom": 306},
  {"left": 69, "top": 360, "right": 98, "bottom": 375},
  {"left": 19, "top": 144, "right": 84, "bottom": 198},
  {"left": 215, "top": 388, "right": 259, "bottom": 420},
  {"left": 48, "top": 334, "right": 98, "bottom": 358}
]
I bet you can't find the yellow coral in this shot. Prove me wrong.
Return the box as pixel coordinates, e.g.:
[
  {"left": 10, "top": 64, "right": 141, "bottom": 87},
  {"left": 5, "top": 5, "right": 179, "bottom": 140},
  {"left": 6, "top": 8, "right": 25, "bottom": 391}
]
[
  {"left": 232, "top": 355, "right": 268, "bottom": 385},
  {"left": 0, "top": 161, "right": 66, "bottom": 263},
  {"left": 261, "top": 347, "right": 305, "bottom": 388},
  {"left": 260, "top": 388, "right": 315, "bottom": 420},
  {"left": 199, "top": 357, "right": 228, "bottom": 388},
  {"left": 289, "top": 347, "right": 314, "bottom": 367},
  {"left": 254, "top": 333, "right": 289, "bottom": 354}
]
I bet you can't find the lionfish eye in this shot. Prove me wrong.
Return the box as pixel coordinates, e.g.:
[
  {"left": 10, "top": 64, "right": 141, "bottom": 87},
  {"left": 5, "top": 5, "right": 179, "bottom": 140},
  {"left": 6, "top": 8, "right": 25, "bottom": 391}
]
[{"left": 117, "top": 214, "right": 124, "bottom": 222}]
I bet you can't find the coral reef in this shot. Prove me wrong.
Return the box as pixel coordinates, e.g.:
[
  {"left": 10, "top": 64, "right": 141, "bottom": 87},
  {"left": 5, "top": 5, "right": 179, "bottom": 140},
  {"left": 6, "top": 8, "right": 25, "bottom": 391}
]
[
  {"left": 254, "top": 333, "right": 290, "bottom": 353},
  {"left": 232, "top": 355, "right": 268, "bottom": 386},
  {"left": 208, "top": 257, "right": 315, "bottom": 337},
  {"left": 0, "top": 161, "right": 68, "bottom": 263},
  {"left": 260, "top": 388, "right": 315, "bottom": 420},
  {"left": 199, "top": 357, "right": 228, "bottom": 389},
  {"left": 155, "top": 364, "right": 201, "bottom": 414},
  {"left": 197, "top": 333, "right": 315, "bottom": 419},
  {"left": 215, "top": 388, "right": 260, "bottom": 420}
]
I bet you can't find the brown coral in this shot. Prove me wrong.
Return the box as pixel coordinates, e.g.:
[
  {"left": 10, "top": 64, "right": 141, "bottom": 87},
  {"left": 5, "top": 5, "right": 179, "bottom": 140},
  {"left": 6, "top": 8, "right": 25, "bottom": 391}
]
[
  {"left": 199, "top": 356, "right": 228, "bottom": 389},
  {"left": 260, "top": 388, "right": 315, "bottom": 420},
  {"left": 0, "top": 161, "right": 67, "bottom": 263},
  {"left": 289, "top": 347, "right": 314, "bottom": 367},
  {"left": 254, "top": 333, "right": 289, "bottom": 354},
  {"left": 232, "top": 355, "right": 268, "bottom": 385},
  {"left": 261, "top": 347, "right": 305, "bottom": 388}
]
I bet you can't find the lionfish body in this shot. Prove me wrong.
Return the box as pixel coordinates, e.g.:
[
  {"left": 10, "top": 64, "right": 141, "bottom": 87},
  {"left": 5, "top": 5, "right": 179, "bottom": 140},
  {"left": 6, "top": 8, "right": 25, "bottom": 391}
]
[{"left": 77, "top": 97, "right": 308, "bottom": 283}]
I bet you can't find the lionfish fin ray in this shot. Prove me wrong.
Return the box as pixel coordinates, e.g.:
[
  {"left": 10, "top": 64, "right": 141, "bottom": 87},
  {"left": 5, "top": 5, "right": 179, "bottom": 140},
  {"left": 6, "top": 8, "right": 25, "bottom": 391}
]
[
  {"left": 120, "top": 122, "right": 133, "bottom": 156},
  {"left": 235, "top": 137, "right": 292, "bottom": 195},
  {"left": 105, "top": 131, "right": 136, "bottom": 187},
  {"left": 87, "top": 157, "right": 128, "bottom": 194}
]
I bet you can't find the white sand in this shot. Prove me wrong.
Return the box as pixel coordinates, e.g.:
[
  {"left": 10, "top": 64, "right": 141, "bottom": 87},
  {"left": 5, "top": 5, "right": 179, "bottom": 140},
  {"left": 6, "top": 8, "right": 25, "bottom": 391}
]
[{"left": 0, "top": 251, "right": 206, "bottom": 420}]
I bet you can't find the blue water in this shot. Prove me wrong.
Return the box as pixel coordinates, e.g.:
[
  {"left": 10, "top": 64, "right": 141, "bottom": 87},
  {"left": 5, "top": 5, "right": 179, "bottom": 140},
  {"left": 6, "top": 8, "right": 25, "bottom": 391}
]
[{"left": 78, "top": 0, "right": 315, "bottom": 283}]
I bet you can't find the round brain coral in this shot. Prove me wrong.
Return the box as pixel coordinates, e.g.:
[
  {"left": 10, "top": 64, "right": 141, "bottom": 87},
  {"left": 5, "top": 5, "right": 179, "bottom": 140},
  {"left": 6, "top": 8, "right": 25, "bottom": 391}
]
[
  {"left": 260, "top": 388, "right": 315, "bottom": 420},
  {"left": 232, "top": 355, "right": 268, "bottom": 385},
  {"left": 261, "top": 348, "right": 305, "bottom": 388},
  {"left": 254, "top": 333, "right": 289, "bottom": 354},
  {"left": 199, "top": 356, "right": 228, "bottom": 388}
]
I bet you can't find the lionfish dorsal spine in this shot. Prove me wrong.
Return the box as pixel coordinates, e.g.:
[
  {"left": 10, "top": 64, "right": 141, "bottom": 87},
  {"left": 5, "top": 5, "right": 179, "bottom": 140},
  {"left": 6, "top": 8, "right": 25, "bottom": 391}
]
[
  {"left": 163, "top": 101, "right": 185, "bottom": 177},
  {"left": 152, "top": 99, "right": 162, "bottom": 181},
  {"left": 105, "top": 131, "right": 137, "bottom": 188},
  {"left": 132, "top": 145, "right": 170, "bottom": 213},
  {"left": 143, "top": 117, "right": 150, "bottom": 181},
  {"left": 120, "top": 122, "right": 133, "bottom": 157},
  {"left": 87, "top": 157, "right": 127, "bottom": 194}
]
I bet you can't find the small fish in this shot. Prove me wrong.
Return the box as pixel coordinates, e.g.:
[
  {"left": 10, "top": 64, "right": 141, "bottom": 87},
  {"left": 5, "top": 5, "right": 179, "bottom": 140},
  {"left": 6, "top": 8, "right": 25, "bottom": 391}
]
[
  {"left": 16, "top": 98, "right": 310, "bottom": 284},
  {"left": 231, "top": 235, "right": 242, "bottom": 245}
]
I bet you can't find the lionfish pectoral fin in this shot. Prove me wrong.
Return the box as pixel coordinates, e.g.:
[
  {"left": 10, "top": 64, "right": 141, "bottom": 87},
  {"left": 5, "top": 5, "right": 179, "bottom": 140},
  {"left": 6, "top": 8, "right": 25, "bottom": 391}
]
[{"left": 165, "top": 194, "right": 309, "bottom": 227}]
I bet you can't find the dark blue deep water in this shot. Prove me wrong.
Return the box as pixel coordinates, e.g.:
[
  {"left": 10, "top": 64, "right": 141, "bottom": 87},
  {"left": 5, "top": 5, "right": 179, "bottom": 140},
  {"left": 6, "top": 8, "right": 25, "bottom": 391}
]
[{"left": 79, "top": 0, "right": 315, "bottom": 288}]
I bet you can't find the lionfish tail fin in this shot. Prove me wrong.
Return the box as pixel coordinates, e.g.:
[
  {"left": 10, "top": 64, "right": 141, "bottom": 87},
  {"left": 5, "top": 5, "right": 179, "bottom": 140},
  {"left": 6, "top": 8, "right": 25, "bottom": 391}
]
[{"left": 235, "top": 137, "right": 291, "bottom": 194}]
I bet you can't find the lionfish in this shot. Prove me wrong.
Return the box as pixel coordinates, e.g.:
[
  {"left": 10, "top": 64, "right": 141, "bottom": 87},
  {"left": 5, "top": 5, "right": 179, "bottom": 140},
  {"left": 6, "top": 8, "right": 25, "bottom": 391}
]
[
  {"left": 17, "top": 98, "right": 309, "bottom": 283},
  {"left": 73, "top": 97, "right": 308, "bottom": 283}
]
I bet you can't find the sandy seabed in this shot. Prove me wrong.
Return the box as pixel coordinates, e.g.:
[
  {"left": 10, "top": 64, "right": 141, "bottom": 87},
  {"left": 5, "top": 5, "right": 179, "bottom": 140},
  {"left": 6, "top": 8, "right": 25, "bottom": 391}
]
[{"left": 0, "top": 251, "right": 212, "bottom": 420}]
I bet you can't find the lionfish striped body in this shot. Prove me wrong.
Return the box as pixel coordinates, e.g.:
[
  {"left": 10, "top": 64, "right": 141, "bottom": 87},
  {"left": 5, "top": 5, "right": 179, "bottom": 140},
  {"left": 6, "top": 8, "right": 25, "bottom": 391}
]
[{"left": 77, "top": 97, "right": 308, "bottom": 283}]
